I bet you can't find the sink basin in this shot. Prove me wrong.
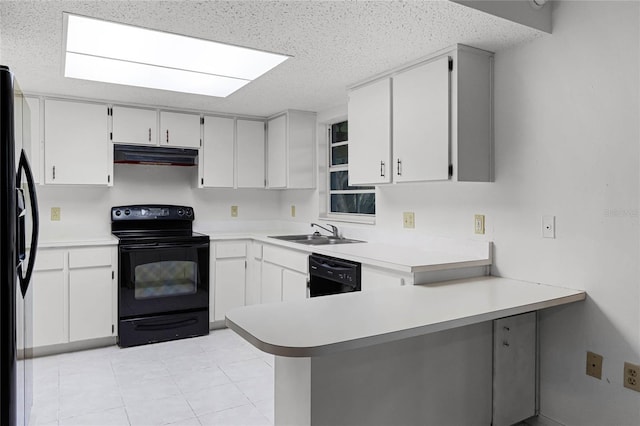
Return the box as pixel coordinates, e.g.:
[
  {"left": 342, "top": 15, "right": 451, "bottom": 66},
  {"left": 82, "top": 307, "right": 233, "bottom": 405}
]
[{"left": 268, "top": 234, "right": 364, "bottom": 245}]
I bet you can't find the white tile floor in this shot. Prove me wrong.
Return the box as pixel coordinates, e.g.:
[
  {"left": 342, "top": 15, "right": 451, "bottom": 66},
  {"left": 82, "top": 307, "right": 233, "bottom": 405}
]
[{"left": 28, "top": 329, "right": 274, "bottom": 426}]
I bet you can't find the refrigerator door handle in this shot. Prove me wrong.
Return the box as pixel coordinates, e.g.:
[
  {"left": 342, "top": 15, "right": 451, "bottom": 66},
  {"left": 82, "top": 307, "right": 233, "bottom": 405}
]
[{"left": 17, "top": 149, "right": 38, "bottom": 297}]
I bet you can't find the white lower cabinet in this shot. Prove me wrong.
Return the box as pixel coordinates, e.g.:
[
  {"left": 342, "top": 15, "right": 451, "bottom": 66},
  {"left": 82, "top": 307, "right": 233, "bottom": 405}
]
[
  {"left": 246, "top": 242, "right": 263, "bottom": 305},
  {"left": 69, "top": 267, "right": 113, "bottom": 342},
  {"left": 32, "top": 245, "right": 116, "bottom": 349},
  {"left": 32, "top": 251, "right": 66, "bottom": 348},
  {"left": 361, "top": 265, "right": 407, "bottom": 291},
  {"left": 260, "top": 244, "right": 308, "bottom": 303},
  {"left": 212, "top": 241, "right": 248, "bottom": 322},
  {"left": 260, "top": 262, "right": 284, "bottom": 304},
  {"left": 282, "top": 269, "right": 307, "bottom": 301}
]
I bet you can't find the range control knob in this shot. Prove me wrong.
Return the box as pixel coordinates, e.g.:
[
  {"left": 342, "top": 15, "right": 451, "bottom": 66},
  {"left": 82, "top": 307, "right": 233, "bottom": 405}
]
[
  {"left": 124, "top": 209, "right": 131, "bottom": 216},
  {"left": 177, "top": 208, "right": 184, "bottom": 216},
  {"left": 185, "top": 208, "right": 193, "bottom": 217},
  {"left": 115, "top": 210, "right": 121, "bottom": 217}
]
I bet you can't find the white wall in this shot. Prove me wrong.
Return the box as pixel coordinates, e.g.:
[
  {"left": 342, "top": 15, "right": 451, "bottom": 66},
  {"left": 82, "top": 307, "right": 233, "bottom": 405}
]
[
  {"left": 293, "top": 1, "right": 639, "bottom": 424},
  {"left": 36, "top": 163, "right": 282, "bottom": 241}
]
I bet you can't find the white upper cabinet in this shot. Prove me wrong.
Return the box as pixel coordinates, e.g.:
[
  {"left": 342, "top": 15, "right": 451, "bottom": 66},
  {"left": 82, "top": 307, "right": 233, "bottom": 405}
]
[
  {"left": 23, "top": 96, "right": 42, "bottom": 184},
  {"left": 393, "top": 56, "right": 450, "bottom": 182},
  {"left": 236, "top": 119, "right": 265, "bottom": 188},
  {"left": 44, "top": 99, "right": 112, "bottom": 186},
  {"left": 200, "top": 117, "right": 265, "bottom": 189},
  {"left": 348, "top": 44, "right": 494, "bottom": 185},
  {"left": 202, "top": 116, "right": 235, "bottom": 187},
  {"left": 111, "top": 105, "right": 157, "bottom": 146},
  {"left": 267, "top": 114, "right": 287, "bottom": 188},
  {"left": 266, "top": 110, "right": 316, "bottom": 189},
  {"left": 348, "top": 78, "right": 392, "bottom": 185},
  {"left": 160, "top": 111, "right": 201, "bottom": 149}
]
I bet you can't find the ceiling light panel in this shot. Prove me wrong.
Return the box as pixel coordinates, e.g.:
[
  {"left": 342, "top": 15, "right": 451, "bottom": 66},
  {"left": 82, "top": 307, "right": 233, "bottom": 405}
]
[{"left": 64, "top": 13, "right": 289, "bottom": 96}]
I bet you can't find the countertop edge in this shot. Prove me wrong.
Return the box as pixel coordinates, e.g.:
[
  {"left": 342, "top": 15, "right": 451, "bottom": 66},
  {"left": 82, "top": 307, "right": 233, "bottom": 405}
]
[{"left": 226, "top": 280, "right": 586, "bottom": 358}]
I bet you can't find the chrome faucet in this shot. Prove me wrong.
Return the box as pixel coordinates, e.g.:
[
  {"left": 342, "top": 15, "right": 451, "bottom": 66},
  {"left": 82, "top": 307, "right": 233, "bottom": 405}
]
[{"left": 311, "top": 222, "right": 340, "bottom": 238}]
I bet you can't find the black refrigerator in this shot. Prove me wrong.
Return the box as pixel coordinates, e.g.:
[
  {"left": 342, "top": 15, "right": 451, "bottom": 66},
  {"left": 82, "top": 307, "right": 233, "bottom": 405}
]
[{"left": 1, "top": 65, "right": 39, "bottom": 426}]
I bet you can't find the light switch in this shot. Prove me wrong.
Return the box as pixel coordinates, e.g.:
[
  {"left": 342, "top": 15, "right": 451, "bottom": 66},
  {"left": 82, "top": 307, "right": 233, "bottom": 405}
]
[{"left": 231, "top": 205, "right": 238, "bottom": 217}]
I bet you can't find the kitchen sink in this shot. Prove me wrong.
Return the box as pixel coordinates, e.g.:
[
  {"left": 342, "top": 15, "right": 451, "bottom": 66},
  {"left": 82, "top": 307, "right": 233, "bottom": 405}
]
[{"left": 268, "top": 234, "right": 364, "bottom": 245}]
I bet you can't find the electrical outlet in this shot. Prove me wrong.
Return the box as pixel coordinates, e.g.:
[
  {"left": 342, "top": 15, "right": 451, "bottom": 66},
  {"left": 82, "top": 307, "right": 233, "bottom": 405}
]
[
  {"left": 474, "top": 214, "right": 485, "bottom": 234},
  {"left": 231, "top": 205, "right": 238, "bottom": 217},
  {"left": 586, "top": 351, "right": 603, "bottom": 379},
  {"left": 542, "top": 215, "right": 555, "bottom": 238},
  {"left": 51, "top": 207, "right": 61, "bottom": 221},
  {"left": 403, "top": 212, "right": 415, "bottom": 229},
  {"left": 291, "top": 205, "right": 296, "bottom": 217},
  {"left": 623, "top": 362, "right": 640, "bottom": 392}
]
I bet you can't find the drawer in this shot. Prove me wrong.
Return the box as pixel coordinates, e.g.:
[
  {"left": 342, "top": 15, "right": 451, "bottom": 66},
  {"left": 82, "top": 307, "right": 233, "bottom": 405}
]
[
  {"left": 34, "top": 250, "right": 65, "bottom": 271},
  {"left": 69, "top": 247, "right": 112, "bottom": 269},
  {"left": 215, "top": 242, "right": 247, "bottom": 259},
  {"left": 263, "top": 245, "right": 308, "bottom": 274}
]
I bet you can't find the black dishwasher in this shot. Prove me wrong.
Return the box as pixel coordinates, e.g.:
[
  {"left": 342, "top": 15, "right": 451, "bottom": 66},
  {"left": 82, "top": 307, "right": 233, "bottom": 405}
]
[{"left": 308, "top": 253, "right": 361, "bottom": 297}]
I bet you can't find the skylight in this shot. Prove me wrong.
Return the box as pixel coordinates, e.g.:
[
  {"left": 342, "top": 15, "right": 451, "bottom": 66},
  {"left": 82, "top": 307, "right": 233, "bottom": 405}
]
[{"left": 63, "top": 13, "right": 290, "bottom": 97}]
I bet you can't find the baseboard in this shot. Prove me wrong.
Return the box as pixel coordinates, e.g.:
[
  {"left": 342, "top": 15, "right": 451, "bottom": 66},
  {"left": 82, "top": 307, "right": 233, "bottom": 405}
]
[
  {"left": 32, "top": 336, "right": 117, "bottom": 357},
  {"left": 524, "top": 414, "right": 566, "bottom": 426}
]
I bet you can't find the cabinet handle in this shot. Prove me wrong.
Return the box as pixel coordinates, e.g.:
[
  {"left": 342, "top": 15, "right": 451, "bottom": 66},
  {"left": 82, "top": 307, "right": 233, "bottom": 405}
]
[
  {"left": 380, "top": 161, "right": 385, "bottom": 177},
  {"left": 52, "top": 166, "right": 55, "bottom": 180},
  {"left": 166, "top": 129, "right": 169, "bottom": 143},
  {"left": 149, "top": 128, "right": 151, "bottom": 142},
  {"left": 397, "top": 159, "right": 402, "bottom": 176}
]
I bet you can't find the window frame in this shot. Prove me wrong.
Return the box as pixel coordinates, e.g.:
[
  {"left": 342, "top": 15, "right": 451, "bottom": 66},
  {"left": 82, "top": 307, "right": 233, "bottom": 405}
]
[{"left": 324, "top": 120, "right": 376, "bottom": 223}]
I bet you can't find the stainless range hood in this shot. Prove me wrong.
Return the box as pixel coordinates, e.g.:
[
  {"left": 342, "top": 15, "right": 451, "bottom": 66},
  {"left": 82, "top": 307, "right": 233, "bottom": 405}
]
[{"left": 114, "top": 144, "right": 198, "bottom": 166}]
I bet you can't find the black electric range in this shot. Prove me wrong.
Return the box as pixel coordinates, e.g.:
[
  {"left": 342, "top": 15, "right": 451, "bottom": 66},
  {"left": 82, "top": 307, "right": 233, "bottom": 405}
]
[{"left": 111, "top": 205, "right": 210, "bottom": 348}]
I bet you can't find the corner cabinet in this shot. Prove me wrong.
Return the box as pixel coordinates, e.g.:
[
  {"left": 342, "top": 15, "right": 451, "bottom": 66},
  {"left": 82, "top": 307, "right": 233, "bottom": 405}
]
[
  {"left": 200, "top": 117, "right": 265, "bottom": 188},
  {"left": 348, "top": 44, "right": 493, "bottom": 185},
  {"left": 211, "top": 241, "right": 248, "bottom": 322},
  {"left": 266, "top": 110, "right": 316, "bottom": 189},
  {"left": 44, "top": 99, "right": 113, "bottom": 186}
]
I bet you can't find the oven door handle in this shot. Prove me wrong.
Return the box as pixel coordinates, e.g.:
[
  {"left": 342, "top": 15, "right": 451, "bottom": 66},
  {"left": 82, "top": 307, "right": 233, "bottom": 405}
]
[{"left": 120, "top": 242, "right": 210, "bottom": 251}]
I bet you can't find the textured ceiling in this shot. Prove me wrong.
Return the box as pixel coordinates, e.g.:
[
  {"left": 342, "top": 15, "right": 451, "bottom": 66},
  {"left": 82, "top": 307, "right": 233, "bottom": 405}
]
[{"left": 0, "top": 1, "right": 544, "bottom": 117}]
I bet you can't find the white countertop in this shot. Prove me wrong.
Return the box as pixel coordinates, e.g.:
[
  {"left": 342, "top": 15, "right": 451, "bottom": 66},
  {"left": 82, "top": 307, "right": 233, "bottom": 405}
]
[
  {"left": 36, "top": 230, "right": 491, "bottom": 274},
  {"left": 226, "top": 276, "right": 586, "bottom": 357},
  {"left": 208, "top": 232, "right": 492, "bottom": 274},
  {"left": 37, "top": 236, "right": 119, "bottom": 248}
]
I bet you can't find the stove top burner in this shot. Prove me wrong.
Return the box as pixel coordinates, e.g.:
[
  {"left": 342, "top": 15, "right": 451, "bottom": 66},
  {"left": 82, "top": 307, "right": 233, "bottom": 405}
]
[{"left": 111, "top": 205, "right": 205, "bottom": 242}]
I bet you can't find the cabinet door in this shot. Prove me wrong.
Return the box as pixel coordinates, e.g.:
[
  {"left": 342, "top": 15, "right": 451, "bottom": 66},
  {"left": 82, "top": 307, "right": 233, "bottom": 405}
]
[
  {"left": 32, "top": 270, "right": 66, "bottom": 347},
  {"left": 361, "top": 266, "right": 405, "bottom": 292},
  {"left": 493, "top": 312, "right": 536, "bottom": 426},
  {"left": 23, "top": 96, "right": 42, "bottom": 184},
  {"left": 261, "top": 262, "right": 283, "bottom": 303},
  {"left": 160, "top": 111, "right": 201, "bottom": 148},
  {"left": 69, "top": 267, "right": 113, "bottom": 342},
  {"left": 348, "top": 78, "right": 392, "bottom": 185},
  {"left": 267, "top": 114, "right": 287, "bottom": 188},
  {"left": 44, "top": 99, "right": 111, "bottom": 185},
  {"left": 286, "top": 111, "right": 316, "bottom": 189},
  {"left": 213, "top": 258, "right": 246, "bottom": 321},
  {"left": 202, "top": 116, "right": 235, "bottom": 187},
  {"left": 237, "top": 119, "right": 265, "bottom": 188},
  {"left": 112, "top": 105, "right": 157, "bottom": 145},
  {"left": 282, "top": 269, "right": 307, "bottom": 302},
  {"left": 393, "top": 56, "right": 450, "bottom": 182}
]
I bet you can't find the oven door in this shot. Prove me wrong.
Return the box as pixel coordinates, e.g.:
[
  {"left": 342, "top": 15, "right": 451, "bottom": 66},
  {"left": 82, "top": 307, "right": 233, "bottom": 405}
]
[{"left": 119, "top": 240, "right": 209, "bottom": 318}]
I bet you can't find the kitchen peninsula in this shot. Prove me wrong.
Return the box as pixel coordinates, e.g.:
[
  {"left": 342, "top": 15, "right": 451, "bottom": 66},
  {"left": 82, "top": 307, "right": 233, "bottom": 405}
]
[{"left": 227, "top": 277, "right": 586, "bottom": 425}]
